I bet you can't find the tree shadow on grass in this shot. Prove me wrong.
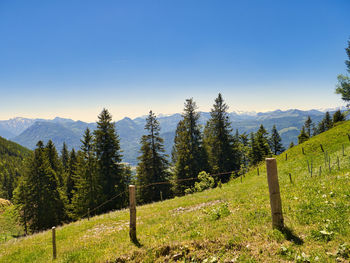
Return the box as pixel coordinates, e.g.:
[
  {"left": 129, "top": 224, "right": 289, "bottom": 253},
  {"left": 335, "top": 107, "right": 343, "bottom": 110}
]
[{"left": 279, "top": 226, "right": 304, "bottom": 245}]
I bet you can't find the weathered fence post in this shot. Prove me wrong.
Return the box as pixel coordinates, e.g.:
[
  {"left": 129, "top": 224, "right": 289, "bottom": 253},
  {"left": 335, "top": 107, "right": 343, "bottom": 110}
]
[
  {"left": 129, "top": 185, "right": 137, "bottom": 243},
  {"left": 289, "top": 173, "right": 292, "bottom": 184},
  {"left": 257, "top": 167, "right": 260, "bottom": 176},
  {"left": 266, "top": 158, "right": 284, "bottom": 229},
  {"left": 320, "top": 144, "right": 324, "bottom": 152},
  {"left": 285, "top": 153, "right": 288, "bottom": 161},
  {"left": 160, "top": 191, "right": 163, "bottom": 201},
  {"left": 52, "top": 226, "right": 57, "bottom": 260},
  {"left": 311, "top": 159, "right": 313, "bottom": 177},
  {"left": 302, "top": 147, "right": 305, "bottom": 155},
  {"left": 337, "top": 156, "right": 340, "bottom": 170}
]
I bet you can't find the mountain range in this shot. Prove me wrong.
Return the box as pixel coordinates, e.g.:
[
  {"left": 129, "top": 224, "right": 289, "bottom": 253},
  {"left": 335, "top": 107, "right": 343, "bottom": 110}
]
[{"left": 0, "top": 108, "right": 344, "bottom": 166}]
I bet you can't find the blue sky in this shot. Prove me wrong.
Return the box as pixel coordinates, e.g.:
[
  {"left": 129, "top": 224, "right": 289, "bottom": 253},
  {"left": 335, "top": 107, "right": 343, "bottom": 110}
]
[{"left": 0, "top": 0, "right": 349, "bottom": 122}]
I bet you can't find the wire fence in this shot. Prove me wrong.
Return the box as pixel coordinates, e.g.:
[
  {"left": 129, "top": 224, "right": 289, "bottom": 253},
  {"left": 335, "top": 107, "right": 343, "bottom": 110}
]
[{"left": 80, "top": 170, "right": 238, "bottom": 219}]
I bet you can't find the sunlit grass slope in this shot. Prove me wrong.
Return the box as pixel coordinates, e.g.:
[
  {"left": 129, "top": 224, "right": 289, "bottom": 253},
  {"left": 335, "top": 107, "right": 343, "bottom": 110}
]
[{"left": 1, "top": 121, "right": 350, "bottom": 262}]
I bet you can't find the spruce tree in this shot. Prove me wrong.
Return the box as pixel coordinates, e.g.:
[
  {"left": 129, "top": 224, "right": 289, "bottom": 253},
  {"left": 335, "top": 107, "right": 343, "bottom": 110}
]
[
  {"left": 72, "top": 128, "right": 101, "bottom": 218},
  {"left": 269, "top": 125, "right": 285, "bottom": 155},
  {"left": 298, "top": 126, "right": 309, "bottom": 144},
  {"left": 65, "top": 149, "right": 77, "bottom": 204},
  {"left": 289, "top": 141, "right": 295, "bottom": 149},
  {"left": 45, "top": 140, "right": 63, "bottom": 187},
  {"left": 94, "top": 109, "right": 126, "bottom": 212},
  {"left": 248, "top": 132, "right": 261, "bottom": 166},
  {"left": 172, "top": 99, "right": 208, "bottom": 195},
  {"left": 203, "top": 94, "right": 240, "bottom": 181},
  {"left": 13, "top": 141, "right": 65, "bottom": 232},
  {"left": 255, "top": 125, "right": 271, "bottom": 162},
  {"left": 324, "top": 111, "right": 333, "bottom": 130},
  {"left": 61, "top": 142, "right": 69, "bottom": 172},
  {"left": 136, "top": 111, "right": 171, "bottom": 204},
  {"left": 304, "top": 116, "right": 313, "bottom": 137},
  {"left": 333, "top": 109, "right": 345, "bottom": 123}
]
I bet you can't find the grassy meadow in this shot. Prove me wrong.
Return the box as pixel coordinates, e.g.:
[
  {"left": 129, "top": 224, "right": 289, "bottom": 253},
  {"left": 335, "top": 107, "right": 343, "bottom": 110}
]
[{"left": 1, "top": 121, "right": 350, "bottom": 262}]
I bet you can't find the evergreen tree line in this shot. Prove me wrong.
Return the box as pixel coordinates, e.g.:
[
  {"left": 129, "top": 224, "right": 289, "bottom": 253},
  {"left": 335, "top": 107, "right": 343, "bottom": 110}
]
[
  {"left": 13, "top": 94, "right": 287, "bottom": 233},
  {"left": 297, "top": 110, "right": 346, "bottom": 144},
  {"left": 13, "top": 109, "right": 131, "bottom": 233}
]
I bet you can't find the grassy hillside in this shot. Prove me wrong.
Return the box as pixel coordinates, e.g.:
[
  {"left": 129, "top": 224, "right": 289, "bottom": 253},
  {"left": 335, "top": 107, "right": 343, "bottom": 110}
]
[{"left": 1, "top": 121, "right": 350, "bottom": 262}]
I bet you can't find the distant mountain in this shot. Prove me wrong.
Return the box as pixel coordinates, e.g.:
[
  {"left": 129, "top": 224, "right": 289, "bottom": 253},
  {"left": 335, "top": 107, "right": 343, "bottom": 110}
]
[{"left": 1, "top": 108, "right": 345, "bottom": 166}]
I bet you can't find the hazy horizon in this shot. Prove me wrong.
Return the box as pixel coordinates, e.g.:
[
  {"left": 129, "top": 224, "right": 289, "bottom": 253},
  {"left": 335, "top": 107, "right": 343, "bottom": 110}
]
[{"left": 0, "top": 105, "right": 345, "bottom": 123}]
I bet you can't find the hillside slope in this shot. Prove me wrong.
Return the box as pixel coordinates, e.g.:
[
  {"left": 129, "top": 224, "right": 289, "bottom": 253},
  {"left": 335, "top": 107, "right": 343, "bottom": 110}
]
[
  {"left": 0, "top": 136, "right": 32, "bottom": 200},
  {"left": 1, "top": 121, "right": 350, "bottom": 262}
]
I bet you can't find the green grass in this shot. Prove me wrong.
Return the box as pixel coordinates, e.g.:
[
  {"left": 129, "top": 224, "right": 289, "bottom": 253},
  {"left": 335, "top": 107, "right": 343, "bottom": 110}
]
[
  {"left": 0, "top": 199, "right": 23, "bottom": 244},
  {"left": 2, "top": 121, "right": 350, "bottom": 262}
]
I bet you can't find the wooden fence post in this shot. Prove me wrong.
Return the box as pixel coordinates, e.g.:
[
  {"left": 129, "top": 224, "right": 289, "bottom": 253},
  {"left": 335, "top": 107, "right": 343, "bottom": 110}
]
[
  {"left": 257, "top": 167, "right": 260, "bottom": 176},
  {"left": 52, "top": 226, "right": 57, "bottom": 260},
  {"left": 266, "top": 158, "right": 284, "bottom": 229},
  {"left": 320, "top": 144, "right": 324, "bottom": 152},
  {"left": 285, "top": 153, "right": 287, "bottom": 161},
  {"left": 302, "top": 147, "right": 305, "bottom": 155},
  {"left": 129, "top": 185, "right": 137, "bottom": 243},
  {"left": 337, "top": 156, "right": 340, "bottom": 170},
  {"left": 289, "top": 173, "right": 292, "bottom": 184}
]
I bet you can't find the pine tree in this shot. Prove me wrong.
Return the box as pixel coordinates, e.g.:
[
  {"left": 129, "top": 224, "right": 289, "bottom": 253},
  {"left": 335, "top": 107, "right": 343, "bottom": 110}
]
[
  {"left": 333, "top": 109, "right": 345, "bottom": 123},
  {"left": 13, "top": 141, "right": 65, "bottom": 233},
  {"left": 45, "top": 140, "right": 63, "bottom": 187},
  {"left": 94, "top": 109, "right": 126, "bottom": 212},
  {"left": 289, "top": 141, "right": 295, "bottom": 149},
  {"left": 61, "top": 142, "right": 69, "bottom": 172},
  {"left": 248, "top": 132, "right": 261, "bottom": 166},
  {"left": 65, "top": 149, "right": 77, "bottom": 204},
  {"left": 304, "top": 116, "right": 313, "bottom": 137},
  {"left": 269, "top": 125, "right": 285, "bottom": 155},
  {"left": 298, "top": 126, "right": 309, "bottom": 144},
  {"left": 172, "top": 99, "right": 208, "bottom": 195},
  {"left": 256, "top": 125, "right": 271, "bottom": 160},
  {"left": 203, "top": 94, "right": 240, "bottom": 181},
  {"left": 72, "top": 128, "right": 101, "bottom": 218},
  {"left": 324, "top": 111, "right": 333, "bottom": 130},
  {"left": 136, "top": 111, "right": 171, "bottom": 204}
]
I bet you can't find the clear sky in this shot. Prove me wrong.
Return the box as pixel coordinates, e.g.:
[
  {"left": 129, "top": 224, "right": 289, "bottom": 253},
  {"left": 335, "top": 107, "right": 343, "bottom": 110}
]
[{"left": 0, "top": 0, "right": 349, "bottom": 122}]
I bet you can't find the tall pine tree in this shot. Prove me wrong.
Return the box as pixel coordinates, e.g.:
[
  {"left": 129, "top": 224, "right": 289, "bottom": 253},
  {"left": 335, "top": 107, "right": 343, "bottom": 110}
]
[
  {"left": 172, "top": 99, "right": 208, "bottom": 195},
  {"left": 203, "top": 93, "right": 240, "bottom": 182},
  {"left": 333, "top": 109, "right": 345, "bottom": 123},
  {"left": 136, "top": 111, "right": 171, "bottom": 204},
  {"left": 45, "top": 140, "right": 63, "bottom": 187},
  {"left": 72, "top": 128, "right": 101, "bottom": 218},
  {"left": 94, "top": 109, "right": 126, "bottom": 212},
  {"left": 298, "top": 126, "right": 309, "bottom": 144},
  {"left": 65, "top": 148, "right": 77, "bottom": 204},
  {"left": 13, "top": 141, "right": 65, "bottom": 233},
  {"left": 304, "top": 116, "right": 313, "bottom": 138},
  {"left": 269, "top": 125, "right": 285, "bottom": 155}
]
